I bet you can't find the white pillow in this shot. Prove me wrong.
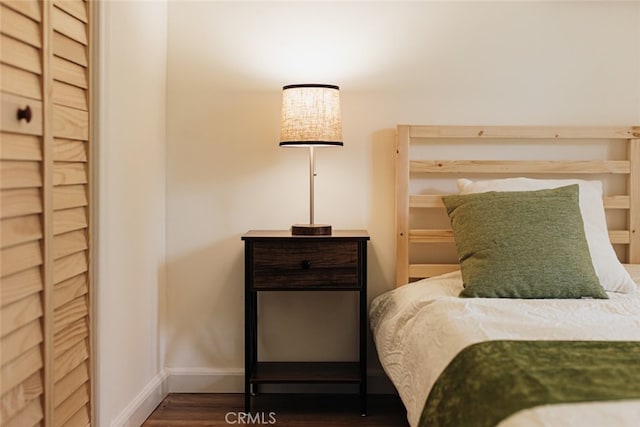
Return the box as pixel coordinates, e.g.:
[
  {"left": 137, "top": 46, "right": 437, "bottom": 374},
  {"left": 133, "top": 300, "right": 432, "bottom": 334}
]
[{"left": 457, "top": 177, "right": 637, "bottom": 294}]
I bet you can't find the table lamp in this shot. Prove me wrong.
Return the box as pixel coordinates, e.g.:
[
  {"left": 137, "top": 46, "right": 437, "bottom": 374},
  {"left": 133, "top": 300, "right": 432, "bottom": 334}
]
[{"left": 279, "top": 84, "right": 343, "bottom": 235}]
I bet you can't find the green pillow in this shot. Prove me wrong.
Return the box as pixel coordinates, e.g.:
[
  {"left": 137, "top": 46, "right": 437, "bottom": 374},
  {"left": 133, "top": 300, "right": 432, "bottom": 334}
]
[{"left": 442, "top": 185, "right": 607, "bottom": 299}]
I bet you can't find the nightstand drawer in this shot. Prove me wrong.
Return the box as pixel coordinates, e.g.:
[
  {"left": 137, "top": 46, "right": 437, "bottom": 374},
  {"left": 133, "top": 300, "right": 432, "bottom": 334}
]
[{"left": 251, "top": 240, "right": 359, "bottom": 289}]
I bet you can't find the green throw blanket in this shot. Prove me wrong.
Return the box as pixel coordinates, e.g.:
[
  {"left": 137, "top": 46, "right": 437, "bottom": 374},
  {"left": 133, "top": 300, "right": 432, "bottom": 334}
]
[{"left": 420, "top": 340, "right": 640, "bottom": 427}]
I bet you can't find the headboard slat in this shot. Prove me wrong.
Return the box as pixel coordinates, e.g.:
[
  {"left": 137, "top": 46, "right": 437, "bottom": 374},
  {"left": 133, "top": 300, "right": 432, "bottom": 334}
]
[
  {"left": 409, "top": 264, "right": 459, "bottom": 278},
  {"left": 406, "top": 229, "right": 630, "bottom": 245},
  {"left": 409, "top": 125, "right": 635, "bottom": 139},
  {"left": 629, "top": 139, "right": 640, "bottom": 263},
  {"left": 409, "top": 195, "right": 630, "bottom": 210},
  {"left": 410, "top": 160, "right": 630, "bottom": 174}
]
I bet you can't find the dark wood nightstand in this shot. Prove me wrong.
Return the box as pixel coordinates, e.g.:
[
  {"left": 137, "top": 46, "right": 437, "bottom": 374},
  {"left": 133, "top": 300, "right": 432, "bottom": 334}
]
[{"left": 242, "top": 230, "right": 370, "bottom": 415}]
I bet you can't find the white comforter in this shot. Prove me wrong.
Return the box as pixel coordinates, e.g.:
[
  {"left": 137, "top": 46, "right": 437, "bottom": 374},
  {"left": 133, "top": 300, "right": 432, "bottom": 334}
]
[{"left": 370, "top": 266, "right": 640, "bottom": 427}]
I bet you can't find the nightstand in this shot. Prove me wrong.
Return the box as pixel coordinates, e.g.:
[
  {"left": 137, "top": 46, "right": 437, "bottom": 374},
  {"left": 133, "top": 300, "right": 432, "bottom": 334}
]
[{"left": 241, "top": 230, "right": 370, "bottom": 415}]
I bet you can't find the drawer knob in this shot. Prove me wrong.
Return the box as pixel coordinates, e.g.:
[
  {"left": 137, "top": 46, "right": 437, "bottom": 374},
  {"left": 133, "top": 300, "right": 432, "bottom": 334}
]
[
  {"left": 17, "top": 105, "right": 32, "bottom": 123},
  {"left": 301, "top": 260, "right": 312, "bottom": 270}
]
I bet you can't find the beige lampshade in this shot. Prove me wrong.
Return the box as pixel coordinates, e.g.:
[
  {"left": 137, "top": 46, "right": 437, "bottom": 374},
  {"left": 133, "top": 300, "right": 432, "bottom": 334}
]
[{"left": 279, "top": 84, "right": 343, "bottom": 147}]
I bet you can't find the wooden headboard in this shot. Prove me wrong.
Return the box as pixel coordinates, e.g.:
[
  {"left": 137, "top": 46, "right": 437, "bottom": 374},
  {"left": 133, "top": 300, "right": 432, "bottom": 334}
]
[{"left": 396, "top": 125, "right": 640, "bottom": 287}]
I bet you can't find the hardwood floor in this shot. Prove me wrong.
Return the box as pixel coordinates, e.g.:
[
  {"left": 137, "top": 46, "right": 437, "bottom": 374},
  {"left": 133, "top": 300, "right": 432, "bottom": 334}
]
[{"left": 143, "top": 393, "right": 409, "bottom": 426}]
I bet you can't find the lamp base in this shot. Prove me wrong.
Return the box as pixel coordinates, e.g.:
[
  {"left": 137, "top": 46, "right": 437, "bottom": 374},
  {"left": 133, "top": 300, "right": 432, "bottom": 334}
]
[{"left": 291, "top": 224, "right": 332, "bottom": 236}]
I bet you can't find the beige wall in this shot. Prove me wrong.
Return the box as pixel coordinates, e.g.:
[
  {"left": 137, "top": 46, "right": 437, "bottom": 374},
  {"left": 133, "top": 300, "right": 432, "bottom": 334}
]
[
  {"left": 96, "top": 1, "right": 168, "bottom": 425},
  {"left": 164, "top": 0, "right": 640, "bottom": 385}
]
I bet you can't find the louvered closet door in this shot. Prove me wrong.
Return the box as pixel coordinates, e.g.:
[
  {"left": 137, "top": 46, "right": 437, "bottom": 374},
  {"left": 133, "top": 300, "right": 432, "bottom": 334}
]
[{"left": 0, "top": 1, "right": 92, "bottom": 426}]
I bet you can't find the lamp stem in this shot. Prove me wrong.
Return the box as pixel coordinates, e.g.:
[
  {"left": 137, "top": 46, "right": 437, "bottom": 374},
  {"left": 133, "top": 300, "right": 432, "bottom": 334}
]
[{"left": 309, "top": 146, "right": 315, "bottom": 225}]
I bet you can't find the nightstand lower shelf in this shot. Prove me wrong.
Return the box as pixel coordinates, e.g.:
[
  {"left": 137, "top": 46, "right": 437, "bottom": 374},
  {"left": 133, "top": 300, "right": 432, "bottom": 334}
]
[{"left": 251, "top": 362, "right": 361, "bottom": 384}]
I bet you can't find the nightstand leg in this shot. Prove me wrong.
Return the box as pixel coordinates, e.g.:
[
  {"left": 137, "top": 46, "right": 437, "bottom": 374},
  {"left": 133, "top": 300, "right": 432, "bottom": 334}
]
[
  {"left": 359, "top": 241, "right": 368, "bottom": 416},
  {"left": 359, "top": 242, "right": 369, "bottom": 417},
  {"left": 245, "top": 279, "right": 256, "bottom": 412},
  {"left": 244, "top": 288, "right": 251, "bottom": 412}
]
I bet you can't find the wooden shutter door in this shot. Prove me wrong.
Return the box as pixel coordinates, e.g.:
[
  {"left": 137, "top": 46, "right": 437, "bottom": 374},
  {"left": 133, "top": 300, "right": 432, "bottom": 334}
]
[{"left": 1, "top": 1, "right": 93, "bottom": 426}]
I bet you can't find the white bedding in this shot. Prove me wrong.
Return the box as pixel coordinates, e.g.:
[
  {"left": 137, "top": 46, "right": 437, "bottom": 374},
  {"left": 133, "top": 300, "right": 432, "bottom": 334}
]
[{"left": 370, "top": 265, "right": 640, "bottom": 427}]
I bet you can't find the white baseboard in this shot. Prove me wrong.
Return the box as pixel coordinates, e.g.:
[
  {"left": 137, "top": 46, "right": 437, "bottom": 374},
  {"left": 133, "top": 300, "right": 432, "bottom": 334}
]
[
  {"left": 166, "top": 367, "right": 245, "bottom": 393},
  {"left": 109, "top": 370, "right": 169, "bottom": 427}
]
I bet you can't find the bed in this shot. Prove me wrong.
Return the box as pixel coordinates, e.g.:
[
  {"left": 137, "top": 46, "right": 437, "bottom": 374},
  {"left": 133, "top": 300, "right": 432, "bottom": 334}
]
[{"left": 370, "top": 125, "right": 640, "bottom": 427}]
